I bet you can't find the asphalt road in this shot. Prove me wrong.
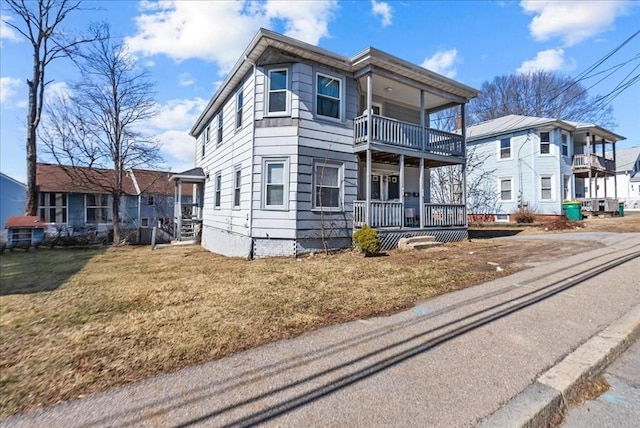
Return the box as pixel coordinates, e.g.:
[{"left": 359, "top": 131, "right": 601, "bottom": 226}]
[{"left": 562, "top": 338, "right": 640, "bottom": 428}]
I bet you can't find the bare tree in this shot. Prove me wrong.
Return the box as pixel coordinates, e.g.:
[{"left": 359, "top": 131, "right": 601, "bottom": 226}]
[
  {"left": 468, "top": 71, "right": 615, "bottom": 128},
  {"left": 40, "top": 25, "right": 161, "bottom": 244},
  {"left": 429, "top": 108, "right": 499, "bottom": 214},
  {"left": 3, "top": 0, "right": 94, "bottom": 216}
]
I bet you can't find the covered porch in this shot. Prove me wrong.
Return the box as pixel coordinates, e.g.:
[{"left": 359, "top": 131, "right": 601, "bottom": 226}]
[
  {"left": 351, "top": 62, "right": 473, "bottom": 231},
  {"left": 169, "top": 167, "right": 205, "bottom": 242}
]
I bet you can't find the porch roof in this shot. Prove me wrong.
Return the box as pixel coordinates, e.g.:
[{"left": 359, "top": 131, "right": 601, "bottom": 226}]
[{"left": 170, "top": 167, "right": 206, "bottom": 182}]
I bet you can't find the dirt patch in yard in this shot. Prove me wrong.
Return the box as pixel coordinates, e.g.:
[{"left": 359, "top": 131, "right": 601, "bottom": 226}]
[{"left": 0, "top": 239, "right": 601, "bottom": 417}]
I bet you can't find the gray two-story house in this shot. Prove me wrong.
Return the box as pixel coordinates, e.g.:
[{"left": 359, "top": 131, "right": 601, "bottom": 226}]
[{"left": 172, "top": 29, "right": 479, "bottom": 258}]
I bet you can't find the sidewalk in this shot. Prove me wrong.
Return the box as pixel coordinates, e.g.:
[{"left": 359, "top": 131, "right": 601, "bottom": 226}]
[{"left": 4, "top": 233, "right": 640, "bottom": 427}]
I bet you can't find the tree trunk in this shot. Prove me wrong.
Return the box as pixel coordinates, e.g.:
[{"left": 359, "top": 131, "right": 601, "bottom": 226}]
[
  {"left": 25, "top": 55, "right": 41, "bottom": 216},
  {"left": 112, "top": 193, "right": 120, "bottom": 245}
]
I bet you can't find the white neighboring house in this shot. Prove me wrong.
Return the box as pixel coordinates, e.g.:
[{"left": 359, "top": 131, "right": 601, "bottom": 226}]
[
  {"left": 601, "top": 146, "right": 640, "bottom": 211},
  {"left": 171, "top": 29, "right": 480, "bottom": 258},
  {"left": 466, "top": 115, "right": 625, "bottom": 221}
]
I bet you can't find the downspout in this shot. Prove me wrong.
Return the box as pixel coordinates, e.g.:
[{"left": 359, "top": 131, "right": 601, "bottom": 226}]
[{"left": 246, "top": 55, "right": 257, "bottom": 259}]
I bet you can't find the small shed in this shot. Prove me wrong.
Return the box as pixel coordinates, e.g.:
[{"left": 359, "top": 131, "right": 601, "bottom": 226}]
[{"left": 3, "top": 216, "right": 46, "bottom": 249}]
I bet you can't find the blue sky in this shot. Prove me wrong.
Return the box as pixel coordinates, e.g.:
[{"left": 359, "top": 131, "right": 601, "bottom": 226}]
[{"left": 1, "top": 0, "right": 639, "bottom": 182}]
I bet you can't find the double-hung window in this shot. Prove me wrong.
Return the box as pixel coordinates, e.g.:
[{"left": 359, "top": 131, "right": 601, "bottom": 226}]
[
  {"left": 499, "top": 178, "right": 512, "bottom": 201},
  {"left": 263, "top": 159, "right": 288, "bottom": 209},
  {"left": 500, "top": 137, "right": 511, "bottom": 159},
  {"left": 236, "top": 90, "right": 243, "bottom": 129},
  {"left": 202, "top": 126, "right": 209, "bottom": 158},
  {"left": 316, "top": 73, "right": 341, "bottom": 120},
  {"left": 86, "top": 194, "right": 111, "bottom": 223},
  {"left": 561, "top": 133, "right": 568, "bottom": 156},
  {"left": 314, "top": 161, "right": 342, "bottom": 209},
  {"left": 147, "top": 195, "right": 155, "bottom": 206},
  {"left": 540, "top": 131, "right": 550, "bottom": 155},
  {"left": 214, "top": 172, "right": 222, "bottom": 208},
  {"left": 39, "top": 192, "right": 67, "bottom": 223},
  {"left": 540, "top": 176, "right": 553, "bottom": 200},
  {"left": 233, "top": 167, "right": 241, "bottom": 208},
  {"left": 267, "top": 69, "right": 288, "bottom": 115},
  {"left": 217, "top": 112, "right": 223, "bottom": 146}
]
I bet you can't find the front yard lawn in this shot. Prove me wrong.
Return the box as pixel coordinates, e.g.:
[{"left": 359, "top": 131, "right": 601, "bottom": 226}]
[{"left": 0, "top": 239, "right": 601, "bottom": 417}]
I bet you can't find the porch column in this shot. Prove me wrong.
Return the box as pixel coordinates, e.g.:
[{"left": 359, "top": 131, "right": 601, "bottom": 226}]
[
  {"left": 461, "top": 104, "right": 468, "bottom": 225},
  {"left": 367, "top": 72, "right": 373, "bottom": 145},
  {"left": 420, "top": 90, "right": 426, "bottom": 151},
  {"left": 587, "top": 134, "right": 593, "bottom": 200},
  {"left": 419, "top": 157, "right": 425, "bottom": 228},
  {"left": 176, "top": 180, "right": 182, "bottom": 240},
  {"left": 613, "top": 141, "right": 618, "bottom": 200},
  {"left": 366, "top": 149, "right": 372, "bottom": 225},
  {"left": 399, "top": 154, "right": 405, "bottom": 227}
]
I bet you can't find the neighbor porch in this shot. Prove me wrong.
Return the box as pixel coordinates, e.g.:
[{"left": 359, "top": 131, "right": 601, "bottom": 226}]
[{"left": 169, "top": 168, "right": 205, "bottom": 242}]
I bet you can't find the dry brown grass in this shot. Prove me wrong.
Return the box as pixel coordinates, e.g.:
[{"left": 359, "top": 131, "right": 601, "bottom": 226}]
[{"left": 0, "top": 239, "right": 600, "bottom": 417}]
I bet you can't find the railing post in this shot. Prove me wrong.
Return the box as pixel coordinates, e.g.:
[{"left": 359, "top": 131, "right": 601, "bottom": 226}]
[
  {"left": 366, "top": 149, "right": 372, "bottom": 226},
  {"left": 419, "top": 158, "right": 425, "bottom": 228}
]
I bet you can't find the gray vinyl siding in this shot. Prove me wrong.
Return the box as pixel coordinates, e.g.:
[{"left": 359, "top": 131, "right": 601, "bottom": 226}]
[{"left": 196, "top": 70, "right": 255, "bottom": 238}]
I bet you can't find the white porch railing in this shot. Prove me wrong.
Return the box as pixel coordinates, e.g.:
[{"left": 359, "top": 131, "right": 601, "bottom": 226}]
[
  {"left": 353, "top": 114, "right": 464, "bottom": 156},
  {"left": 572, "top": 154, "right": 615, "bottom": 173},
  {"left": 353, "top": 201, "right": 403, "bottom": 228},
  {"left": 353, "top": 201, "right": 467, "bottom": 228},
  {"left": 422, "top": 204, "right": 467, "bottom": 227}
]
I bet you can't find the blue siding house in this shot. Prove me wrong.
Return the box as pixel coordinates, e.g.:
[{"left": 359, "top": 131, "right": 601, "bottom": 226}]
[{"left": 0, "top": 173, "right": 26, "bottom": 230}]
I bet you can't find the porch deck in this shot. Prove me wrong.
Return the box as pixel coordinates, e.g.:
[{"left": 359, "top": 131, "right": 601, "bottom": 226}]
[{"left": 572, "top": 153, "right": 616, "bottom": 176}]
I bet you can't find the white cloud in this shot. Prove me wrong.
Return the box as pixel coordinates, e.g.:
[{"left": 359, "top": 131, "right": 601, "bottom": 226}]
[
  {"left": 148, "top": 97, "right": 208, "bottom": 131},
  {"left": 125, "top": 1, "right": 338, "bottom": 71},
  {"left": 44, "top": 81, "right": 71, "bottom": 103},
  {"left": 421, "top": 49, "right": 459, "bottom": 78},
  {"left": 517, "top": 48, "right": 576, "bottom": 73},
  {"left": 520, "top": 0, "right": 633, "bottom": 46},
  {"left": 371, "top": 1, "right": 393, "bottom": 27},
  {"left": 0, "top": 15, "right": 22, "bottom": 45},
  {"left": 178, "top": 72, "right": 196, "bottom": 86},
  {"left": 156, "top": 129, "right": 195, "bottom": 163},
  {"left": 0, "top": 77, "right": 21, "bottom": 103}
]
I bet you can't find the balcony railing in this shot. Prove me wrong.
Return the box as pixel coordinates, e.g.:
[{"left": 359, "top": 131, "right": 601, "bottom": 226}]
[
  {"left": 573, "top": 154, "right": 615, "bottom": 173},
  {"left": 353, "top": 201, "right": 466, "bottom": 228},
  {"left": 354, "top": 114, "right": 464, "bottom": 157}
]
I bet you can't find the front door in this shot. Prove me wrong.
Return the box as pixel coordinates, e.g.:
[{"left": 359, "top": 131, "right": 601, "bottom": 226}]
[{"left": 371, "top": 174, "right": 381, "bottom": 199}]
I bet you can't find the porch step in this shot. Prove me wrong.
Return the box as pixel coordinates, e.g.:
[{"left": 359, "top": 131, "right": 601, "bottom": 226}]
[{"left": 397, "top": 236, "right": 442, "bottom": 251}]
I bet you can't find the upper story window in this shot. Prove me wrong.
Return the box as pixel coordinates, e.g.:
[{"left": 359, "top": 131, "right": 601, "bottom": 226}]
[
  {"left": 236, "top": 89, "right": 243, "bottom": 130},
  {"left": 267, "top": 69, "right": 288, "bottom": 115},
  {"left": 147, "top": 195, "right": 155, "bottom": 206},
  {"left": 500, "top": 137, "right": 511, "bottom": 159},
  {"left": 217, "top": 112, "right": 223, "bottom": 146},
  {"left": 263, "top": 158, "right": 288, "bottom": 209},
  {"left": 314, "top": 161, "right": 342, "bottom": 209},
  {"left": 540, "top": 131, "right": 551, "bottom": 155},
  {"left": 316, "top": 73, "right": 341, "bottom": 120},
  {"left": 561, "top": 133, "right": 568, "bottom": 156},
  {"left": 39, "top": 192, "right": 67, "bottom": 223},
  {"left": 202, "top": 126, "right": 209, "bottom": 158}
]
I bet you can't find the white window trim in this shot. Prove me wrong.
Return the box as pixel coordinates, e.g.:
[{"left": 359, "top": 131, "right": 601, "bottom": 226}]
[
  {"left": 315, "top": 71, "right": 344, "bottom": 122},
  {"left": 498, "top": 137, "right": 512, "bottom": 160},
  {"left": 85, "top": 194, "right": 112, "bottom": 224},
  {"left": 265, "top": 68, "right": 290, "bottom": 117},
  {"left": 498, "top": 177, "right": 514, "bottom": 203},
  {"left": 214, "top": 171, "right": 222, "bottom": 209},
  {"left": 561, "top": 132, "right": 569, "bottom": 157},
  {"left": 495, "top": 213, "right": 509, "bottom": 222},
  {"left": 312, "top": 160, "right": 344, "bottom": 212},
  {"left": 235, "top": 88, "right": 243, "bottom": 131},
  {"left": 233, "top": 165, "right": 242, "bottom": 209},
  {"left": 539, "top": 131, "right": 552, "bottom": 156},
  {"left": 540, "top": 175, "right": 554, "bottom": 201},
  {"left": 262, "top": 157, "right": 289, "bottom": 210},
  {"left": 39, "top": 192, "right": 69, "bottom": 224},
  {"left": 216, "top": 112, "right": 223, "bottom": 147}
]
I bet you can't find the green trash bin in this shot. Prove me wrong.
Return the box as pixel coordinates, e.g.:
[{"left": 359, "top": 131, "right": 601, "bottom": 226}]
[
  {"left": 562, "top": 201, "right": 582, "bottom": 221},
  {"left": 619, "top": 202, "right": 624, "bottom": 217}
]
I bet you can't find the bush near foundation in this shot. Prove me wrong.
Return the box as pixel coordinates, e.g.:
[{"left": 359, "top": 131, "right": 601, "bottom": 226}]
[{"left": 353, "top": 225, "right": 380, "bottom": 256}]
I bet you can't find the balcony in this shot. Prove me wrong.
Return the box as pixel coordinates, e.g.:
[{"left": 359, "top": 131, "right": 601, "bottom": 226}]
[
  {"left": 353, "top": 201, "right": 466, "bottom": 229},
  {"left": 572, "top": 154, "right": 616, "bottom": 175},
  {"left": 353, "top": 114, "right": 464, "bottom": 157}
]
